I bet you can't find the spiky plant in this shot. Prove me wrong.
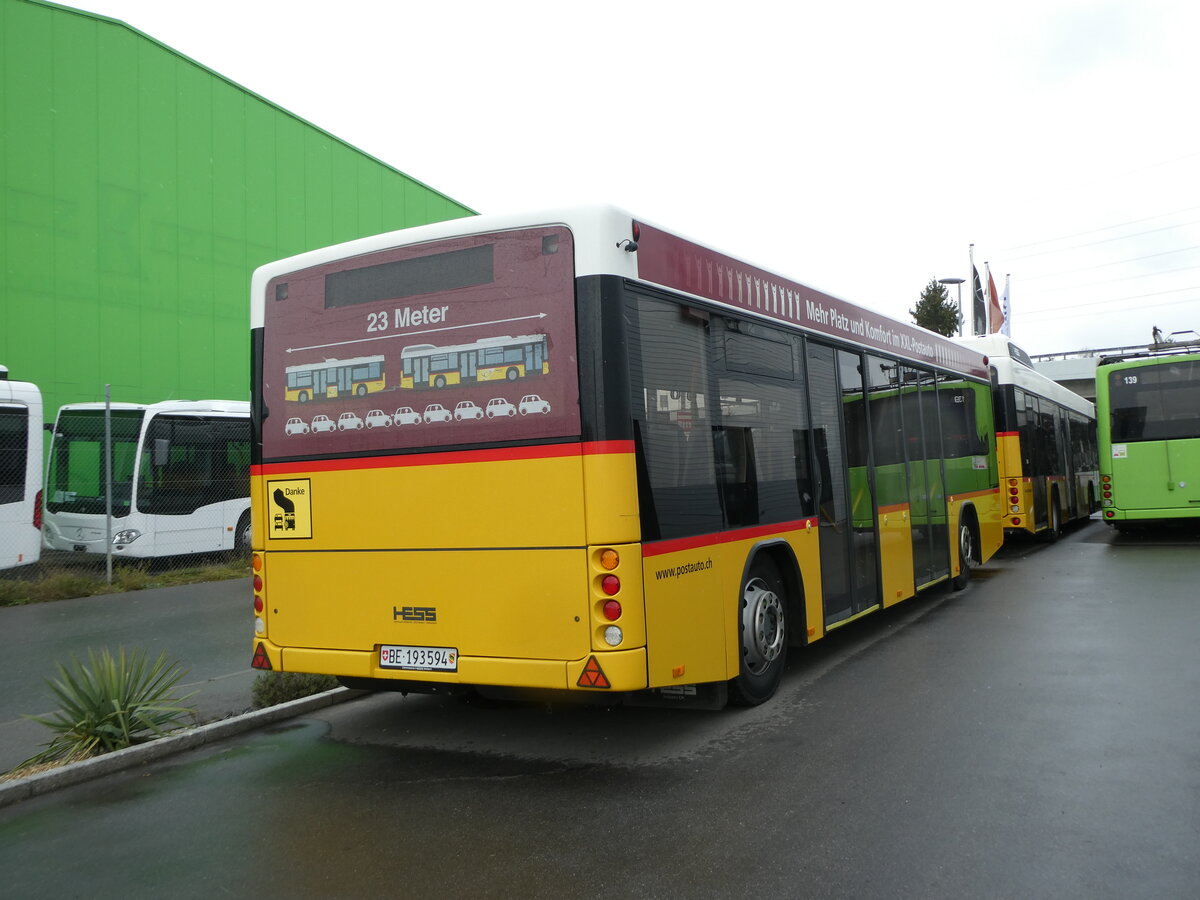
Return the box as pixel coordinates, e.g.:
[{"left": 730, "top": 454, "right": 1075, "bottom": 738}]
[{"left": 21, "top": 648, "right": 197, "bottom": 765}]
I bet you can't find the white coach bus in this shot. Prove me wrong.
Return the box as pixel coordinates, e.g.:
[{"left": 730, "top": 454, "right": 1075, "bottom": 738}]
[{"left": 43, "top": 399, "right": 251, "bottom": 558}]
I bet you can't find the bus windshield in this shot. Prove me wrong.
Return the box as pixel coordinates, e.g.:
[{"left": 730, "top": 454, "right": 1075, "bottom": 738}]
[
  {"left": 261, "top": 226, "right": 579, "bottom": 460},
  {"left": 46, "top": 410, "right": 145, "bottom": 516},
  {"left": 1109, "top": 359, "right": 1200, "bottom": 442}
]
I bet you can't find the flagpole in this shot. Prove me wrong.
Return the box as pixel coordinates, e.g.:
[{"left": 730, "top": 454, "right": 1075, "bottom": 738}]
[{"left": 969, "top": 243, "right": 977, "bottom": 336}]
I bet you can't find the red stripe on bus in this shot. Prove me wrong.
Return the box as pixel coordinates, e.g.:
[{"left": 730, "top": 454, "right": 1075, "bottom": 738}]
[
  {"left": 996, "top": 431, "right": 1019, "bottom": 437},
  {"left": 252, "top": 440, "right": 634, "bottom": 476},
  {"left": 642, "top": 519, "right": 818, "bottom": 557},
  {"left": 878, "top": 503, "right": 910, "bottom": 514}
]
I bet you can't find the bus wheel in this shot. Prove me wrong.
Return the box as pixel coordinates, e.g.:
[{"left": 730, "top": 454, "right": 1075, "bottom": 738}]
[
  {"left": 234, "top": 510, "right": 252, "bottom": 554},
  {"left": 506, "top": 368, "right": 519, "bottom": 381},
  {"left": 730, "top": 558, "right": 788, "bottom": 706},
  {"left": 434, "top": 375, "right": 446, "bottom": 388},
  {"left": 355, "top": 384, "right": 367, "bottom": 396},
  {"left": 952, "top": 516, "right": 976, "bottom": 591},
  {"left": 1042, "top": 495, "right": 1062, "bottom": 543},
  {"left": 298, "top": 391, "right": 309, "bottom": 403}
]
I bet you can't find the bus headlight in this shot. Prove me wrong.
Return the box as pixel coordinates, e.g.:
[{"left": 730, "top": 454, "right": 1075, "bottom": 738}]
[{"left": 113, "top": 529, "right": 142, "bottom": 544}]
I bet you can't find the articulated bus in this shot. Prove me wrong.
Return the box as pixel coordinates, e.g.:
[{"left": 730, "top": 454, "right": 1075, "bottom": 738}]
[
  {"left": 1096, "top": 339, "right": 1200, "bottom": 528},
  {"left": 43, "top": 400, "right": 251, "bottom": 558},
  {"left": 249, "top": 207, "right": 1002, "bottom": 708},
  {"left": 399, "top": 333, "right": 549, "bottom": 389},
  {"left": 957, "top": 335, "right": 1097, "bottom": 539},
  {"left": 0, "top": 366, "right": 43, "bottom": 570}
]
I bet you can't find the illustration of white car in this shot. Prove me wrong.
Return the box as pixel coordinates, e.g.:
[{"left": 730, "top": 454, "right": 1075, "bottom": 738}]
[
  {"left": 486, "top": 398, "right": 516, "bottom": 418},
  {"left": 519, "top": 395, "right": 551, "bottom": 415},
  {"left": 394, "top": 407, "right": 422, "bottom": 426},
  {"left": 311, "top": 414, "right": 336, "bottom": 433},
  {"left": 423, "top": 404, "right": 452, "bottom": 423},
  {"left": 284, "top": 417, "right": 310, "bottom": 436},
  {"left": 364, "top": 409, "right": 392, "bottom": 428},
  {"left": 337, "top": 412, "right": 364, "bottom": 431},
  {"left": 454, "top": 400, "right": 484, "bottom": 421}
]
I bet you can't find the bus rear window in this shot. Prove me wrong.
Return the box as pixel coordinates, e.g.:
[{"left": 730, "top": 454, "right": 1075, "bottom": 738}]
[
  {"left": 324, "top": 245, "right": 494, "bottom": 309},
  {"left": 1109, "top": 360, "right": 1200, "bottom": 442}
]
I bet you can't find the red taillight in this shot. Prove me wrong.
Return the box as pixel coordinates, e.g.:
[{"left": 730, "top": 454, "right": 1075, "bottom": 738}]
[
  {"left": 1105, "top": 511, "right": 1115, "bottom": 519},
  {"left": 603, "top": 600, "right": 622, "bottom": 620},
  {"left": 254, "top": 596, "right": 264, "bottom": 613},
  {"left": 33, "top": 489, "right": 43, "bottom": 530},
  {"left": 601, "top": 575, "right": 620, "bottom": 596},
  {"left": 1103, "top": 490, "right": 1112, "bottom": 499},
  {"left": 253, "top": 574, "right": 263, "bottom": 592},
  {"left": 1011, "top": 517, "right": 1022, "bottom": 526}
]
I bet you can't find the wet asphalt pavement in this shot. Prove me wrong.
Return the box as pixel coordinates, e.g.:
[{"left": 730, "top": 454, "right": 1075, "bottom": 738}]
[{"left": 1, "top": 518, "right": 1197, "bottom": 898}]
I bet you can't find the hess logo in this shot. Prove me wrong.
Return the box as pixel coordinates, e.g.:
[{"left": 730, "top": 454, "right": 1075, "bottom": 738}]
[{"left": 394, "top": 606, "right": 437, "bottom": 623}]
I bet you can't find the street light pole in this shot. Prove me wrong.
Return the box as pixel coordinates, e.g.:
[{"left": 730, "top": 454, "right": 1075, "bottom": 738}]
[{"left": 938, "top": 277, "right": 965, "bottom": 336}]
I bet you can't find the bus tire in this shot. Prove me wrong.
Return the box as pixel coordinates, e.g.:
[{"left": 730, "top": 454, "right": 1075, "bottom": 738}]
[
  {"left": 1042, "top": 492, "right": 1062, "bottom": 542},
  {"left": 434, "top": 375, "right": 446, "bottom": 388},
  {"left": 730, "top": 557, "right": 788, "bottom": 706},
  {"left": 298, "top": 391, "right": 309, "bottom": 403},
  {"left": 234, "top": 510, "right": 252, "bottom": 554},
  {"left": 952, "top": 511, "right": 977, "bottom": 591},
  {"left": 506, "top": 368, "right": 519, "bottom": 381},
  {"left": 355, "top": 384, "right": 367, "bottom": 396}
]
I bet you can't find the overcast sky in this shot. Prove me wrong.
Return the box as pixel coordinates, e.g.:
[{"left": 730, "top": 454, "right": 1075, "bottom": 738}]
[{"left": 71, "top": 0, "right": 1200, "bottom": 357}]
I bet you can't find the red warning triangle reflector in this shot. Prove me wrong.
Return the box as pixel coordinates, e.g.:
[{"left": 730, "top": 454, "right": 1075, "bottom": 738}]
[
  {"left": 250, "top": 642, "right": 273, "bottom": 670},
  {"left": 576, "top": 655, "right": 611, "bottom": 689}
]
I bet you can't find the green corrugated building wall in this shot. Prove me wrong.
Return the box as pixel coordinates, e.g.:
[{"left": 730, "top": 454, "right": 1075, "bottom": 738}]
[{"left": 1, "top": 0, "right": 475, "bottom": 421}]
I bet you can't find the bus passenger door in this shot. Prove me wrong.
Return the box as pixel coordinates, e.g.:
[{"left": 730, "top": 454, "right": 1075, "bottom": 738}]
[{"left": 806, "top": 344, "right": 857, "bottom": 625}]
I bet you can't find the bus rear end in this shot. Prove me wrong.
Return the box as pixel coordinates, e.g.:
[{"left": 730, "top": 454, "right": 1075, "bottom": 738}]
[
  {"left": 1099, "top": 351, "right": 1200, "bottom": 525},
  {"left": 250, "top": 222, "right": 645, "bottom": 696}
]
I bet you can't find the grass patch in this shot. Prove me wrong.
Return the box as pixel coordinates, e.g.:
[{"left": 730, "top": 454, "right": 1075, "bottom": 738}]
[
  {"left": 252, "top": 672, "right": 340, "bottom": 708},
  {"left": 0, "top": 555, "right": 250, "bottom": 607}
]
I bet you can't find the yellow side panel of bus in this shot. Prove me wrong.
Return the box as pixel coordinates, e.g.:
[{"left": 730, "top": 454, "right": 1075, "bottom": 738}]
[
  {"left": 878, "top": 506, "right": 915, "bottom": 608},
  {"left": 641, "top": 526, "right": 822, "bottom": 688}
]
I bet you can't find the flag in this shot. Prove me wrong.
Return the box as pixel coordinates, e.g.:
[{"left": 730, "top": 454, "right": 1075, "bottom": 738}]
[
  {"left": 986, "top": 264, "right": 1004, "bottom": 334},
  {"left": 1000, "top": 275, "right": 1011, "bottom": 337},
  {"left": 972, "top": 264, "right": 986, "bottom": 336}
]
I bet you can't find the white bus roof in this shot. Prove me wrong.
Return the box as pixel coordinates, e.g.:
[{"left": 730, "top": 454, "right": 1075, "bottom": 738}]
[
  {"left": 54, "top": 399, "right": 250, "bottom": 416},
  {"left": 252, "top": 205, "right": 988, "bottom": 379},
  {"left": 957, "top": 336, "right": 1095, "bottom": 418}
]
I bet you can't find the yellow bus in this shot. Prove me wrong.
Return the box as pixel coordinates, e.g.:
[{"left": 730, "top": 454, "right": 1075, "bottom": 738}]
[
  {"left": 249, "top": 208, "right": 1002, "bottom": 707},
  {"left": 283, "top": 355, "right": 386, "bottom": 403},
  {"left": 957, "top": 335, "right": 1097, "bottom": 540},
  {"left": 399, "top": 333, "right": 548, "bottom": 389}
]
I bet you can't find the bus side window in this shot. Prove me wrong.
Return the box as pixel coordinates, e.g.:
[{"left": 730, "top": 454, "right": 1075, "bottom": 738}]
[{"left": 714, "top": 425, "right": 757, "bottom": 528}]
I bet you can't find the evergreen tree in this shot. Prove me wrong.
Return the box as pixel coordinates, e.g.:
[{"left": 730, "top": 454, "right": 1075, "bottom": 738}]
[{"left": 910, "top": 279, "right": 961, "bottom": 336}]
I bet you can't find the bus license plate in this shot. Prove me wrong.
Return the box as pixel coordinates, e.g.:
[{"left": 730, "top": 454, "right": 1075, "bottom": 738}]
[{"left": 379, "top": 644, "right": 458, "bottom": 672}]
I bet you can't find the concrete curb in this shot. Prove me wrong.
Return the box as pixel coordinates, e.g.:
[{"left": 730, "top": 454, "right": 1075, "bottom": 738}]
[{"left": 0, "top": 687, "right": 363, "bottom": 810}]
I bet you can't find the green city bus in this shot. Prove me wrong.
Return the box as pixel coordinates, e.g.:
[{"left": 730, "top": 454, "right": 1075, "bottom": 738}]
[{"left": 1097, "top": 340, "right": 1200, "bottom": 529}]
